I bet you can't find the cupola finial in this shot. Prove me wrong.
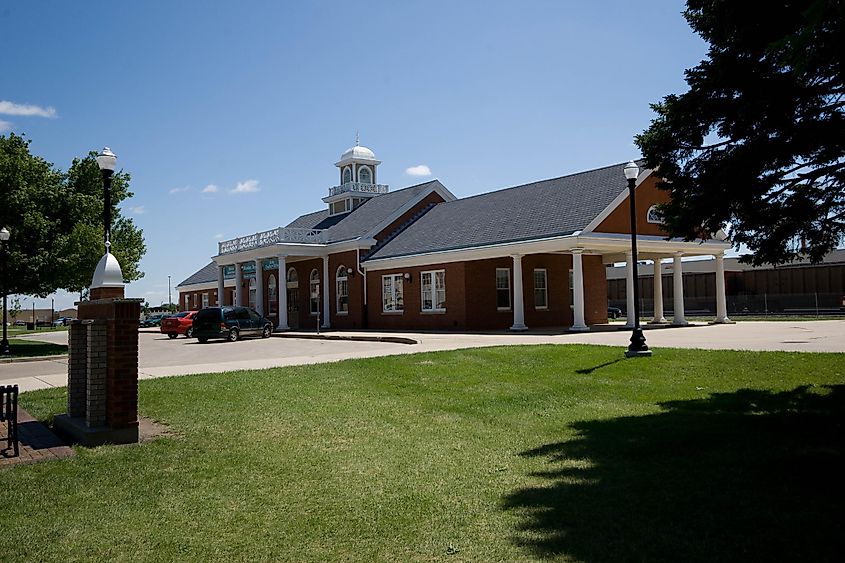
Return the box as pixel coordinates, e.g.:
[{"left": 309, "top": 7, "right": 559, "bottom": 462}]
[{"left": 355, "top": 130, "right": 360, "bottom": 146}]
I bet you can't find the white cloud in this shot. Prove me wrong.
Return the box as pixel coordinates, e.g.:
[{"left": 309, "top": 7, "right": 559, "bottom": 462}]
[
  {"left": 405, "top": 165, "right": 432, "bottom": 177},
  {"left": 0, "top": 120, "right": 11, "bottom": 133},
  {"left": 202, "top": 184, "right": 219, "bottom": 193},
  {"left": 230, "top": 179, "right": 260, "bottom": 194},
  {"left": 214, "top": 233, "right": 225, "bottom": 240},
  {"left": 130, "top": 205, "right": 145, "bottom": 215},
  {"left": 169, "top": 186, "right": 191, "bottom": 195},
  {"left": 0, "top": 100, "right": 57, "bottom": 118}
]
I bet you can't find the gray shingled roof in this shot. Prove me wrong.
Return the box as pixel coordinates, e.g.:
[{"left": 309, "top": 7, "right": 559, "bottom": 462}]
[
  {"left": 365, "top": 162, "right": 645, "bottom": 260},
  {"left": 286, "top": 180, "right": 441, "bottom": 242},
  {"left": 177, "top": 261, "right": 218, "bottom": 287}
]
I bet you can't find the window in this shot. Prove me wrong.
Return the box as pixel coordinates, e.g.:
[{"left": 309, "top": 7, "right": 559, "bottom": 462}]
[
  {"left": 248, "top": 277, "right": 257, "bottom": 309},
  {"left": 342, "top": 166, "right": 352, "bottom": 184},
  {"left": 202, "top": 293, "right": 209, "bottom": 309},
  {"left": 330, "top": 200, "right": 349, "bottom": 215},
  {"left": 359, "top": 166, "right": 372, "bottom": 184},
  {"left": 310, "top": 269, "right": 320, "bottom": 314},
  {"left": 336, "top": 266, "right": 349, "bottom": 314},
  {"left": 287, "top": 268, "right": 298, "bottom": 288},
  {"left": 647, "top": 205, "right": 663, "bottom": 224},
  {"left": 268, "top": 275, "right": 277, "bottom": 315},
  {"left": 496, "top": 268, "right": 511, "bottom": 310},
  {"left": 569, "top": 269, "right": 574, "bottom": 310},
  {"left": 534, "top": 269, "right": 548, "bottom": 309},
  {"left": 421, "top": 270, "right": 446, "bottom": 312},
  {"left": 382, "top": 274, "right": 404, "bottom": 312}
]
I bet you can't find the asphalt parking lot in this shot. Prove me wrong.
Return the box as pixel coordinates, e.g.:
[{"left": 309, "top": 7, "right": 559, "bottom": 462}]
[{"left": 2, "top": 320, "right": 844, "bottom": 392}]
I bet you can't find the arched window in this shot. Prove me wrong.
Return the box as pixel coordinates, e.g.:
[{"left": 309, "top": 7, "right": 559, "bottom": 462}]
[
  {"left": 358, "top": 166, "right": 372, "bottom": 184},
  {"left": 646, "top": 205, "right": 664, "bottom": 224},
  {"left": 248, "top": 277, "right": 257, "bottom": 309},
  {"left": 310, "top": 269, "right": 320, "bottom": 314},
  {"left": 268, "top": 274, "right": 277, "bottom": 315},
  {"left": 287, "top": 268, "right": 298, "bottom": 288},
  {"left": 342, "top": 166, "right": 352, "bottom": 184},
  {"left": 336, "top": 266, "right": 349, "bottom": 314}
]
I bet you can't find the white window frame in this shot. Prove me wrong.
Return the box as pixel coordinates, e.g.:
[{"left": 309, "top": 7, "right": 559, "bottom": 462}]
[
  {"left": 534, "top": 269, "right": 548, "bottom": 310},
  {"left": 496, "top": 268, "right": 511, "bottom": 311},
  {"left": 336, "top": 266, "right": 349, "bottom": 315},
  {"left": 248, "top": 277, "right": 257, "bottom": 309},
  {"left": 342, "top": 166, "right": 352, "bottom": 184},
  {"left": 358, "top": 165, "right": 372, "bottom": 184},
  {"left": 201, "top": 293, "right": 209, "bottom": 309},
  {"left": 268, "top": 274, "right": 278, "bottom": 315},
  {"left": 646, "top": 205, "right": 664, "bottom": 224},
  {"left": 382, "top": 274, "right": 404, "bottom": 313},
  {"left": 421, "top": 269, "right": 446, "bottom": 313},
  {"left": 569, "top": 269, "right": 574, "bottom": 310},
  {"left": 309, "top": 269, "right": 320, "bottom": 315},
  {"left": 184, "top": 295, "right": 190, "bottom": 310}
]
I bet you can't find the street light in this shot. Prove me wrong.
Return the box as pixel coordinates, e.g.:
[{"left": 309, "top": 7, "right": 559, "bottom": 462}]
[
  {"left": 95, "top": 147, "right": 117, "bottom": 248},
  {"left": 168, "top": 275, "right": 172, "bottom": 309},
  {"left": 623, "top": 161, "right": 652, "bottom": 358},
  {"left": 1, "top": 227, "right": 11, "bottom": 356}
]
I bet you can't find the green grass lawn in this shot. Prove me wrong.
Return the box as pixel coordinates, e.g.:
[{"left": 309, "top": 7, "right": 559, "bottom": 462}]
[
  {"left": 3, "top": 345, "right": 843, "bottom": 562},
  {"left": 2, "top": 338, "right": 67, "bottom": 358}
]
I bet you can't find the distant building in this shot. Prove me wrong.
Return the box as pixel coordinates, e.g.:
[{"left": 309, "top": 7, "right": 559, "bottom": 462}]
[
  {"left": 177, "top": 142, "right": 731, "bottom": 330},
  {"left": 607, "top": 249, "right": 845, "bottom": 315}
]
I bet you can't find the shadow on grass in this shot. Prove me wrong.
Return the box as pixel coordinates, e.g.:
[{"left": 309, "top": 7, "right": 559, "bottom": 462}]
[{"left": 502, "top": 385, "right": 845, "bottom": 562}]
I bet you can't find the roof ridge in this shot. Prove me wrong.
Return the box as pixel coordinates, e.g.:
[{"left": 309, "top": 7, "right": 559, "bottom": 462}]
[{"left": 449, "top": 161, "right": 644, "bottom": 204}]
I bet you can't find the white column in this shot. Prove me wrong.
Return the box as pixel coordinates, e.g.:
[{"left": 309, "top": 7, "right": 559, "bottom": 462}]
[
  {"left": 234, "top": 263, "right": 243, "bottom": 306},
  {"left": 650, "top": 258, "right": 666, "bottom": 324},
  {"left": 217, "top": 265, "right": 225, "bottom": 306},
  {"left": 672, "top": 252, "right": 688, "bottom": 325},
  {"left": 714, "top": 252, "right": 730, "bottom": 323},
  {"left": 510, "top": 254, "right": 527, "bottom": 331},
  {"left": 625, "top": 251, "right": 635, "bottom": 328},
  {"left": 277, "top": 255, "right": 289, "bottom": 330},
  {"left": 254, "top": 259, "right": 264, "bottom": 315},
  {"left": 570, "top": 249, "right": 588, "bottom": 331},
  {"left": 321, "top": 256, "right": 331, "bottom": 328}
]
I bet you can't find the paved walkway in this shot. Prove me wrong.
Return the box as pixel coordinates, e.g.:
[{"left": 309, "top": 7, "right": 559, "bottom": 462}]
[
  {"left": 1, "top": 320, "right": 843, "bottom": 393},
  {"left": 1, "top": 407, "right": 75, "bottom": 468}
]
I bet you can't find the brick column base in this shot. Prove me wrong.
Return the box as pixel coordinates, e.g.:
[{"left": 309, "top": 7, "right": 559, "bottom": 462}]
[{"left": 55, "top": 296, "right": 143, "bottom": 447}]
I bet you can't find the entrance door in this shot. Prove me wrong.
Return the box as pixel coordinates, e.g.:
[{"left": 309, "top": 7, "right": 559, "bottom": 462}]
[{"left": 286, "top": 267, "right": 299, "bottom": 329}]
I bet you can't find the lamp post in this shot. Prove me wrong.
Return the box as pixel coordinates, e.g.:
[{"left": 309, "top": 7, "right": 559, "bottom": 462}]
[
  {"left": 623, "top": 161, "right": 652, "bottom": 358},
  {"left": 168, "top": 275, "right": 172, "bottom": 309},
  {"left": 95, "top": 147, "right": 117, "bottom": 249},
  {"left": 1, "top": 227, "right": 10, "bottom": 356}
]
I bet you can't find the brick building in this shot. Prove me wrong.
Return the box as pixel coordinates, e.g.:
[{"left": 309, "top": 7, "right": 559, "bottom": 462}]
[{"left": 177, "top": 143, "right": 731, "bottom": 331}]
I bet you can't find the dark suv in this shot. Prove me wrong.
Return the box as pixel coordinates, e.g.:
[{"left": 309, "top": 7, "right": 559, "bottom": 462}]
[{"left": 191, "top": 306, "right": 274, "bottom": 343}]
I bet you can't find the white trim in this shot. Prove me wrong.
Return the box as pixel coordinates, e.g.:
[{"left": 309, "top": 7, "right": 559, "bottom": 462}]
[
  {"left": 336, "top": 265, "right": 349, "bottom": 315},
  {"left": 381, "top": 273, "right": 404, "bottom": 313},
  {"left": 357, "top": 165, "right": 372, "bottom": 184},
  {"left": 533, "top": 268, "right": 548, "bottom": 310},
  {"left": 581, "top": 168, "right": 654, "bottom": 234},
  {"left": 176, "top": 279, "right": 236, "bottom": 292},
  {"left": 364, "top": 231, "right": 730, "bottom": 271},
  {"left": 646, "top": 205, "right": 663, "bottom": 224},
  {"left": 342, "top": 166, "right": 352, "bottom": 184}
]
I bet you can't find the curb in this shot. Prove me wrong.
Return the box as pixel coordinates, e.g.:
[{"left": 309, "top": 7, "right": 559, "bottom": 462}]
[
  {"left": 0, "top": 354, "right": 69, "bottom": 364},
  {"left": 272, "top": 333, "right": 418, "bottom": 345}
]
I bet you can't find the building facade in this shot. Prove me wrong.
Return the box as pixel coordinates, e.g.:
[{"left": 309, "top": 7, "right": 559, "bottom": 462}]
[{"left": 177, "top": 143, "right": 732, "bottom": 331}]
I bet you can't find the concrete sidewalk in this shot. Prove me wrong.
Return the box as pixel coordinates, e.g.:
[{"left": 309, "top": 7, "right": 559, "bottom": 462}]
[{"left": 2, "top": 320, "right": 842, "bottom": 393}]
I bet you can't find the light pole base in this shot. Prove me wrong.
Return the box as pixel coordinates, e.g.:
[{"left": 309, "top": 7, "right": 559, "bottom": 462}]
[
  {"left": 0, "top": 341, "right": 10, "bottom": 356},
  {"left": 625, "top": 349, "right": 653, "bottom": 358},
  {"left": 625, "top": 327, "right": 652, "bottom": 358}
]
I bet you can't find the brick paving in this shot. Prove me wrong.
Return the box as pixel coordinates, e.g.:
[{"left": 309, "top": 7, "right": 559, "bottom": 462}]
[{"left": 1, "top": 407, "right": 75, "bottom": 468}]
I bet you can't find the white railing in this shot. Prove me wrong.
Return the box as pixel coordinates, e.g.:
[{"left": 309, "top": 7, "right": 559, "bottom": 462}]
[
  {"left": 218, "top": 227, "right": 327, "bottom": 254},
  {"left": 328, "top": 182, "right": 389, "bottom": 197}
]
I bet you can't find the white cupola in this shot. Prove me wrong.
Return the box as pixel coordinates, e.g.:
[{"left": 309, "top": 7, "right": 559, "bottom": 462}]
[{"left": 324, "top": 135, "right": 389, "bottom": 216}]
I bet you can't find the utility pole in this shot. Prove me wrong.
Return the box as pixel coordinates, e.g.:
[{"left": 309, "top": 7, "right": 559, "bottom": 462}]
[{"left": 168, "top": 275, "right": 172, "bottom": 310}]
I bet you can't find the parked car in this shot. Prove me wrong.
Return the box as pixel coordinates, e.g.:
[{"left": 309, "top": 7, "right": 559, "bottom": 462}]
[
  {"left": 52, "top": 316, "right": 75, "bottom": 327},
  {"left": 607, "top": 306, "right": 622, "bottom": 319},
  {"left": 160, "top": 311, "right": 198, "bottom": 339},
  {"left": 191, "top": 306, "right": 273, "bottom": 343},
  {"left": 140, "top": 312, "right": 171, "bottom": 328}
]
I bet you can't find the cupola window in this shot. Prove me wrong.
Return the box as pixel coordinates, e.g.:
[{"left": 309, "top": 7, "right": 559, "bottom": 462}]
[
  {"left": 359, "top": 166, "right": 372, "bottom": 184},
  {"left": 342, "top": 167, "right": 352, "bottom": 184}
]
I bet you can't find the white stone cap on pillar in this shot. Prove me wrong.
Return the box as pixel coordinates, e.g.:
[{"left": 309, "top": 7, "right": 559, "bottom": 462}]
[{"left": 91, "top": 251, "right": 124, "bottom": 289}]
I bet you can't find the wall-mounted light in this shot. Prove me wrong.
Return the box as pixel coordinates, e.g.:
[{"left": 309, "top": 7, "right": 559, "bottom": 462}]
[
  {"left": 346, "top": 267, "right": 354, "bottom": 277},
  {"left": 403, "top": 272, "right": 412, "bottom": 282}
]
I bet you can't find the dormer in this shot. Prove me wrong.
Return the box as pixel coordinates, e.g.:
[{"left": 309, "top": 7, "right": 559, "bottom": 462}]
[{"left": 324, "top": 138, "right": 389, "bottom": 216}]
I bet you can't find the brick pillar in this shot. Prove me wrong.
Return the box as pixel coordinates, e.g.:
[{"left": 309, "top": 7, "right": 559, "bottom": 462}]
[
  {"left": 105, "top": 299, "right": 141, "bottom": 430},
  {"left": 67, "top": 321, "right": 88, "bottom": 418},
  {"left": 86, "top": 321, "right": 108, "bottom": 428}
]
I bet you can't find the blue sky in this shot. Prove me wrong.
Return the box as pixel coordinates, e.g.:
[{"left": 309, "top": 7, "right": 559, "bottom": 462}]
[{"left": 2, "top": 1, "right": 706, "bottom": 310}]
